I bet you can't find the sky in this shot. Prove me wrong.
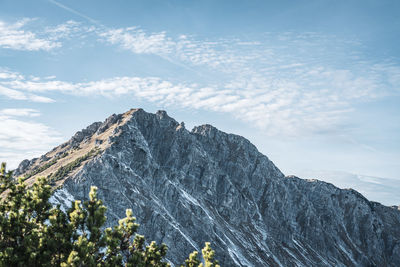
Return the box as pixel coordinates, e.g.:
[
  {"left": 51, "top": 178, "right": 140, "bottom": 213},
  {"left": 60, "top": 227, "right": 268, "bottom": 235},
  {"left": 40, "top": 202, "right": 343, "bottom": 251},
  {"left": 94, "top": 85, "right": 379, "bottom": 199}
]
[{"left": 1, "top": 0, "right": 399, "bottom": 186}]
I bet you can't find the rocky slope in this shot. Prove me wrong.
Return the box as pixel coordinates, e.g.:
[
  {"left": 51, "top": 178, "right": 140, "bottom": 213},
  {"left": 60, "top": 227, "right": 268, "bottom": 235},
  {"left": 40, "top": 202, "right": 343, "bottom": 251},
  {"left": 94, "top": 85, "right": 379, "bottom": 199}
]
[{"left": 15, "top": 108, "right": 400, "bottom": 266}]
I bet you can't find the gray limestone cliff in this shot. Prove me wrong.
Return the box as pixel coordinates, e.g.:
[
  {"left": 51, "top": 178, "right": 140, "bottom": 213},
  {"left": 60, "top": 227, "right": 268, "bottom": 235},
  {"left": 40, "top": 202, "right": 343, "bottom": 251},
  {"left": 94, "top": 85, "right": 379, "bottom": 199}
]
[{"left": 16, "top": 108, "right": 400, "bottom": 266}]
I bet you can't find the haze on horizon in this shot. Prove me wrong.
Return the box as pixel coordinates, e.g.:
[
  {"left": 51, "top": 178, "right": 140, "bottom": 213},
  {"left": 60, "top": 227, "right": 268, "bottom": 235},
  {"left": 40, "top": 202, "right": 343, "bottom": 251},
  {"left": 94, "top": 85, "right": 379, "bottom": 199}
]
[{"left": 0, "top": 0, "right": 399, "bottom": 204}]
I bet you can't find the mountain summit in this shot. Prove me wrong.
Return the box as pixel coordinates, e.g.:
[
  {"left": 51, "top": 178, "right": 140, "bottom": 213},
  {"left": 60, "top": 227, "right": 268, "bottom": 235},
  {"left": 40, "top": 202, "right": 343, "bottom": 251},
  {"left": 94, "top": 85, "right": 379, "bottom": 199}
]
[{"left": 15, "top": 108, "right": 400, "bottom": 266}]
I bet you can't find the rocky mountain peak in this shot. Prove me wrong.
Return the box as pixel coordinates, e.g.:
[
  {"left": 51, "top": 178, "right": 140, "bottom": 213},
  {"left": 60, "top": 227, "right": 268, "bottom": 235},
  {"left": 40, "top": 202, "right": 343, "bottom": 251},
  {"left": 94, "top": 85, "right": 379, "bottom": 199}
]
[
  {"left": 192, "top": 124, "right": 219, "bottom": 137},
  {"left": 155, "top": 109, "right": 170, "bottom": 119},
  {"left": 14, "top": 108, "right": 400, "bottom": 266}
]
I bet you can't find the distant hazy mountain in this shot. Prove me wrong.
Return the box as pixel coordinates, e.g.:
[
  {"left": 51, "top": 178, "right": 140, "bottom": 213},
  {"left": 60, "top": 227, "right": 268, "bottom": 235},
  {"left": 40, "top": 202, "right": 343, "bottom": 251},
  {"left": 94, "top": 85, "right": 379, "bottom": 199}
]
[
  {"left": 15, "top": 108, "right": 400, "bottom": 266},
  {"left": 294, "top": 170, "right": 400, "bottom": 207}
]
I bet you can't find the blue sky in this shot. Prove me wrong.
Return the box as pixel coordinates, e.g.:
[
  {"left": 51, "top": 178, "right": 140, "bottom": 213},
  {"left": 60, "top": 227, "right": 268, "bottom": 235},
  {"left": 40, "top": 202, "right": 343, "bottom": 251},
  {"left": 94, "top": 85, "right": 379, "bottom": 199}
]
[{"left": 1, "top": 0, "right": 399, "bottom": 183}]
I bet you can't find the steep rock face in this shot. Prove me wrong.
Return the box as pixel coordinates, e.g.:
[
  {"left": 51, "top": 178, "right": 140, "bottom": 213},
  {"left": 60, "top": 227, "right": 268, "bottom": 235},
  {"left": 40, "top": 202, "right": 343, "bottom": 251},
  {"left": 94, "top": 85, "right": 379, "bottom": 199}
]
[{"left": 17, "top": 109, "right": 400, "bottom": 266}]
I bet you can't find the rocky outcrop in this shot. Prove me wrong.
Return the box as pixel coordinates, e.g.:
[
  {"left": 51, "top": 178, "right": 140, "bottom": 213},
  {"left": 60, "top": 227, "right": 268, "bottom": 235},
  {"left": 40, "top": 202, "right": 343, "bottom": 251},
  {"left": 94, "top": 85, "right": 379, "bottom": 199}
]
[
  {"left": 69, "top": 121, "right": 102, "bottom": 147},
  {"left": 13, "top": 159, "right": 31, "bottom": 177},
  {"left": 17, "top": 109, "right": 400, "bottom": 266}
]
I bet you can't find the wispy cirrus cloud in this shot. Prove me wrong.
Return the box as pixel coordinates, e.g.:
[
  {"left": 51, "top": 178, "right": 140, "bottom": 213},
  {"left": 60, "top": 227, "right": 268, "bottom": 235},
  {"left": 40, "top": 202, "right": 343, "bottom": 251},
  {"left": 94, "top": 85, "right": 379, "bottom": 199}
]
[
  {"left": 0, "top": 19, "right": 61, "bottom": 51},
  {"left": 44, "top": 20, "right": 89, "bottom": 40},
  {"left": 0, "top": 18, "right": 93, "bottom": 52},
  {"left": 0, "top": 108, "right": 41, "bottom": 117},
  {"left": 99, "top": 27, "right": 174, "bottom": 55},
  {"left": 98, "top": 27, "right": 252, "bottom": 70},
  {"left": 0, "top": 70, "right": 56, "bottom": 102},
  {"left": 0, "top": 85, "right": 55, "bottom": 103}
]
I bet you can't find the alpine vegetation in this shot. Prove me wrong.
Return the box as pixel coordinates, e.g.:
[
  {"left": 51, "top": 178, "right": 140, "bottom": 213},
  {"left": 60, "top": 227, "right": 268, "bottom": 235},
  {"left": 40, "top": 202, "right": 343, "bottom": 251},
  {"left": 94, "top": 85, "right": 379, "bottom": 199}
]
[{"left": 0, "top": 163, "right": 220, "bottom": 267}]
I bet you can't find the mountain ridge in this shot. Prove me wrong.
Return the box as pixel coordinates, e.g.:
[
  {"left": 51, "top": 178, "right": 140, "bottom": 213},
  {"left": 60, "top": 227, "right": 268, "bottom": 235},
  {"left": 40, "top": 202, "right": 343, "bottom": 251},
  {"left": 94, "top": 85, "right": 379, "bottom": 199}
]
[
  {"left": 14, "top": 108, "right": 400, "bottom": 266},
  {"left": 293, "top": 169, "right": 400, "bottom": 207}
]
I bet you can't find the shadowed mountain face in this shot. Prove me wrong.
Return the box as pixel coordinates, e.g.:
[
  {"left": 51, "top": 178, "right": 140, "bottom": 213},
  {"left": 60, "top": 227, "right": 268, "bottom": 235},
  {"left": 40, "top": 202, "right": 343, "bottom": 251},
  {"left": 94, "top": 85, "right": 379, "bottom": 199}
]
[{"left": 15, "top": 109, "right": 400, "bottom": 266}]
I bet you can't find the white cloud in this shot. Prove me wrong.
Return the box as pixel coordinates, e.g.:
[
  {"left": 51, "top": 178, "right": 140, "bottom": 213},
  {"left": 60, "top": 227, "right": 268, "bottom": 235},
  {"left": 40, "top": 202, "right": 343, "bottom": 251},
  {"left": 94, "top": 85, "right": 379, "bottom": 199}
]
[
  {"left": 0, "top": 108, "right": 41, "bottom": 117},
  {"left": 0, "top": 19, "right": 61, "bottom": 51},
  {"left": 99, "top": 27, "right": 174, "bottom": 55},
  {"left": 0, "top": 109, "right": 62, "bottom": 169},
  {"left": 0, "top": 85, "right": 55, "bottom": 103},
  {"left": 0, "top": 117, "right": 60, "bottom": 151},
  {"left": 45, "top": 20, "right": 96, "bottom": 42},
  {"left": 98, "top": 27, "right": 249, "bottom": 70},
  {"left": 0, "top": 18, "right": 90, "bottom": 52},
  {"left": 44, "top": 20, "right": 82, "bottom": 40},
  {"left": 0, "top": 85, "right": 27, "bottom": 100},
  {"left": 28, "top": 94, "right": 56, "bottom": 103},
  {"left": 3, "top": 79, "right": 77, "bottom": 92},
  {"left": 0, "top": 69, "right": 56, "bottom": 102},
  {"left": 0, "top": 70, "right": 25, "bottom": 80}
]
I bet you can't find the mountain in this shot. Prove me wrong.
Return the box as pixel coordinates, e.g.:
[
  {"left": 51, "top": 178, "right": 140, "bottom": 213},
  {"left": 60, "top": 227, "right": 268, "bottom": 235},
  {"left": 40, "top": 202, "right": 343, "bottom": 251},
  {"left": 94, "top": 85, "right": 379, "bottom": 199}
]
[
  {"left": 294, "top": 170, "right": 400, "bottom": 207},
  {"left": 14, "top": 108, "right": 400, "bottom": 266}
]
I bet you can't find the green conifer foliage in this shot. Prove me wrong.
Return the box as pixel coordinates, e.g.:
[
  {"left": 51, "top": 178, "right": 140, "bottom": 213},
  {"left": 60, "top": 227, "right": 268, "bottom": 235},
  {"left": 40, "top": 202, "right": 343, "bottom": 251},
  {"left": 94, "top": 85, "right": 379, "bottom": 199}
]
[
  {"left": 200, "top": 242, "right": 220, "bottom": 267},
  {"left": 0, "top": 163, "right": 220, "bottom": 266}
]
